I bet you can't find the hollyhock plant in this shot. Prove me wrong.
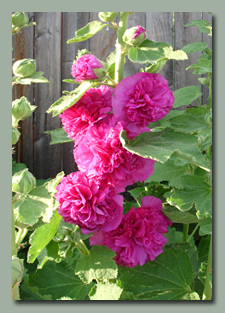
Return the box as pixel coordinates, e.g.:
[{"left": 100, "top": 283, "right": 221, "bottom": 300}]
[
  {"left": 112, "top": 72, "right": 174, "bottom": 132},
  {"left": 90, "top": 196, "right": 173, "bottom": 267},
  {"left": 55, "top": 171, "right": 123, "bottom": 234},
  {"left": 59, "top": 85, "right": 114, "bottom": 141},
  {"left": 73, "top": 122, "right": 155, "bottom": 192},
  {"left": 71, "top": 54, "right": 105, "bottom": 82}
]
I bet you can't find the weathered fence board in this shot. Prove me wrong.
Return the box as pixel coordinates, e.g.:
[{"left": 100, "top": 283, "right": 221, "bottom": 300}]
[
  {"left": 33, "top": 12, "right": 62, "bottom": 179},
  {"left": 12, "top": 12, "right": 212, "bottom": 179},
  {"left": 12, "top": 12, "right": 35, "bottom": 173},
  {"left": 61, "top": 12, "right": 90, "bottom": 175},
  {"left": 146, "top": 12, "right": 174, "bottom": 90}
]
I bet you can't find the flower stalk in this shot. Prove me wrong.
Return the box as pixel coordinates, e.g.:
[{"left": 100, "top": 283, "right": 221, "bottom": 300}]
[
  {"left": 183, "top": 223, "right": 189, "bottom": 242},
  {"left": 115, "top": 12, "right": 130, "bottom": 83},
  {"left": 203, "top": 234, "right": 212, "bottom": 300}
]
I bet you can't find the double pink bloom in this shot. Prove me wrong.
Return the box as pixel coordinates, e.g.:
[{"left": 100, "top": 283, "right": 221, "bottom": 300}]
[{"left": 55, "top": 56, "right": 174, "bottom": 267}]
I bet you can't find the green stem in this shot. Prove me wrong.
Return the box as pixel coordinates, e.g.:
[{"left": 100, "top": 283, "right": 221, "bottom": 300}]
[
  {"left": 197, "top": 98, "right": 202, "bottom": 106},
  {"left": 187, "top": 223, "right": 200, "bottom": 243},
  {"left": 15, "top": 228, "right": 28, "bottom": 250},
  {"left": 12, "top": 285, "right": 20, "bottom": 300},
  {"left": 203, "top": 234, "right": 212, "bottom": 300},
  {"left": 12, "top": 203, "right": 20, "bottom": 300},
  {"left": 183, "top": 223, "right": 189, "bottom": 243},
  {"left": 208, "top": 75, "right": 212, "bottom": 109},
  {"left": 75, "top": 239, "right": 90, "bottom": 256},
  {"left": 12, "top": 203, "right": 17, "bottom": 256},
  {"left": 115, "top": 12, "right": 130, "bottom": 83}
]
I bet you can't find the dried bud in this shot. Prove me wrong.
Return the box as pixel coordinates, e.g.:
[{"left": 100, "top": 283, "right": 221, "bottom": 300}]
[
  {"left": 12, "top": 256, "right": 24, "bottom": 289},
  {"left": 123, "top": 26, "right": 147, "bottom": 46},
  {"left": 12, "top": 126, "right": 21, "bottom": 145},
  {"left": 98, "top": 12, "right": 118, "bottom": 22},
  {"left": 12, "top": 168, "right": 36, "bottom": 194},
  {"left": 13, "top": 59, "right": 36, "bottom": 78},
  {"left": 12, "top": 97, "right": 36, "bottom": 126},
  {"left": 12, "top": 12, "right": 29, "bottom": 27}
]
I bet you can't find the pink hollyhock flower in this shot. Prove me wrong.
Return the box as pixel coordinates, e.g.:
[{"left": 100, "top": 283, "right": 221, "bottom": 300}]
[
  {"left": 71, "top": 54, "right": 105, "bottom": 82},
  {"left": 55, "top": 171, "right": 123, "bottom": 234},
  {"left": 73, "top": 122, "right": 155, "bottom": 193},
  {"left": 112, "top": 72, "right": 174, "bottom": 131},
  {"left": 59, "top": 85, "right": 114, "bottom": 141},
  {"left": 90, "top": 196, "right": 173, "bottom": 267}
]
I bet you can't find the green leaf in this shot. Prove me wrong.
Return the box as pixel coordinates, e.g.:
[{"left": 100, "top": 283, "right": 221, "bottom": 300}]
[
  {"left": 185, "top": 20, "right": 212, "bottom": 35},
  {"left": 106, "top": 50, "right": 116, "bottom": 66},
  {"left": 45, "top": 128, "right": 74, "bottom": 145},
  {"left": 163, "top": 46, "right": 188, "bottom": 60},
  {"left": 162, "top": 204, "right": 200, "bottom": 224},
  {"left": 199, "top": 216, "right": 212, "bottom": 236},
  {"left": 37, "top": 240, "right": 62, "bottom": 269},
  {"left": 123, "top": 202, "right": 139, "bottom": 214},
  {"left": 174, "top": 243, "right": 201, "bottom": 278},
  {"left": 128, "top": 39, "right": 170, "bottom": 64},
  {"left": 75, "top": 245, "right": 118, "bottom": 284},
  {"left": 186, "top": 59, "right": 212, "bottom": 75},
  {"left": 89, "top": 282, "right": 123, "bottom": 300},
  {"left": 27, "top": 258, "right": 94, "bottom": 300},
  {"left": 169, "top": 107, "right": 211, "bottom": 134},
  {"left": 149, "top": 109, "right": 185, "bottom": 132},
  {"left": 118, "top": 248, "right": 199, "bottom": 300},
  {"left": 120, "top": 128, "right": 210, "bottom": 172},
  {"left": 15, "top": 71, "right": 49, "bottom": 85},
  {"left": 198, "top": 236, "right": 210, "bottom": 263},
  {"left": 128, "top": 40, "right": 187, "bottom": 64},
  {"left": 20, "top": 274, "right": 52, "bottom": 300},
  {"left": 47, "top": 81, "right": 93, "bottom": 116},
  {"left": 17, "top": 172, "right": 64, "bottom": 226},
  {"left": 164, "top": 228, "right": 184, "bottom": 245},
  {"left": 182, "top": 42, "right": 208, "bottom": 54},
  {"left": 67, "top": 21, "right": 108, "bottom": 43},
  {"left": 62, "top": 79, "right": 80, "bottom": 84},
  {"left": 27, "top": 211, "right": 62, "bottom": 263},
  {"left": 146, "top": 159, "right": 190, "bottom": 187},
  {"left": 167, "top": 175, "right": 212, "bottom": 218},
  {"left": 12, "top": 161, "right": 27, "bottom": 176},
  {"left": 198, "top": 78, "right": 209, "bottom": 85},
  {"left": 173, "top": 86, "right": 202, "bottom": 108}
]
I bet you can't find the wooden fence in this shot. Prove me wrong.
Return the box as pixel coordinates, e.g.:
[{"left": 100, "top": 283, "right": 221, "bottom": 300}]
[{"left": 12, "top": 12, "right": 212, "bottom": 179}]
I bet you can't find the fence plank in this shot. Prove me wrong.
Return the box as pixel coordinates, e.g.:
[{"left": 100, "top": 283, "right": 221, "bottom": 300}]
[
  {"left": 33, "top": 12, "right": 62, "bottom": 179},
  {"left": 202, "top": 12, "right": 212, "bottom": 106},
  {"left": 12, "top": 12, "right": 35, "bottom": 173},
  {"left": 174, "top": 12, "right": 202, "bottom": 106},
  {"left": 89, "top": 12, "right": 117, "bottom": 62},
  {"left": 61, "top": 12, "right": 90, "bottom": 176},
  {"left": 146, "top": 12, "right": 174, "bottom": 90}
]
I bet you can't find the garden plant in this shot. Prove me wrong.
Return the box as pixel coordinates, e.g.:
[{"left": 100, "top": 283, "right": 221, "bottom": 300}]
[{"left": 12, "top": 12, "right": 212, "bottom": 301}]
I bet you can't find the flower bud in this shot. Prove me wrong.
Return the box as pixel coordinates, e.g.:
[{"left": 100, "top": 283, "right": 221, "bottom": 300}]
[
  {"left": 12, "top": 168, "right": 36, "bottom": 194},
  {"left": 13, "top": 59, "right": 36, "bottom": 78},
  {"left": 98, "top": 12, "right": 118, "bottom": 22},
  {"left": 12, "top": 126, "right": 21, "bottom": 145},
  {"left": 12, "top": 97, "right": 36, "bottom": 126},
  {"left": 12, "top": 12, "right": 29, "bottom": 27},
  {"left": 71, "top": 54, "right": 106, "bottom": 82},
  {"left": 123, "top": 26, "right": 147, "bottom": 46},
  {"left": 12, "top": 256, "right": 24, "bottom": 289}
]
